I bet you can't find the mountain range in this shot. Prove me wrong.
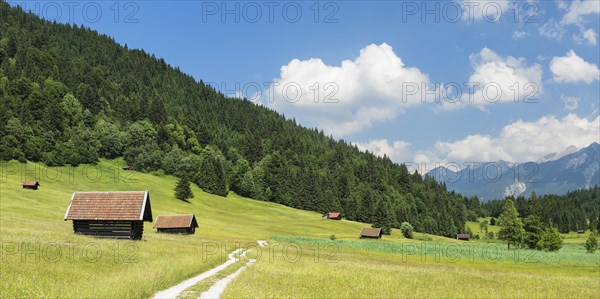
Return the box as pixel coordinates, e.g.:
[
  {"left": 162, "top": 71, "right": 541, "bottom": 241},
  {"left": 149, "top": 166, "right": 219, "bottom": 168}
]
[{"left": 426, "top": 142, "right": 600, "bottom": 201}]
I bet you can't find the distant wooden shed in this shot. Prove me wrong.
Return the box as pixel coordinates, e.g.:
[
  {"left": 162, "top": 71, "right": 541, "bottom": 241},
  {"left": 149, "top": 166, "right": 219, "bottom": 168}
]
[
  {"left": 22, "top": 181, "right": 40, "bottom": 190},
  {"left": 123, "top": 166, "right": 133, "bottom": 171},
  {"left": 457, "top": 234, "right": 470, "bottom": 241},
  {"left": 154, "top": 214, "right": 199, "bottom": 234},
  {"left": 577, "top": 230, "right": 585, "bottom": 234},
  {"left": 360, "top": 227, "right": 382, "bottom": 239},
  {"left": 327, "top": 212, "right": 342, "bottom": 220},
  {"left": 64, "top": 191, "right": 153, "bottom": 240}
]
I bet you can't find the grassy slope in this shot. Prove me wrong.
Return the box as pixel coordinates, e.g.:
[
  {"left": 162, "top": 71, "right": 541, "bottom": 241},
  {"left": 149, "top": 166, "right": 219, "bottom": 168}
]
[
  {"left": 1, "top": 160, "right": 598, "bottom": 298},
  {"left": 466, "top": 217, "right": 501, "bottom": 238}
]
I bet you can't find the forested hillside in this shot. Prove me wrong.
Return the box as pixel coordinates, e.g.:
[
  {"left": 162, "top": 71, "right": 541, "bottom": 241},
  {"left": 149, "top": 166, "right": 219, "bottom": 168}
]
[
  {"left": 0, "top": 2, "right": 471, "bottom": 236},
  {"left": 481, "top": 187, "right": 600, "bottom": 233}
]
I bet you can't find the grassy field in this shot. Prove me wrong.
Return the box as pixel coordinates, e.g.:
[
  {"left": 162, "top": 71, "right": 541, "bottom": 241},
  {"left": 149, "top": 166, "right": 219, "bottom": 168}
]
[
  {"left": 466, "top": 217, "right": 501, "bottom": 239},
  {"left": 1, "top": 160, "right": 598, "bottom": 298}
]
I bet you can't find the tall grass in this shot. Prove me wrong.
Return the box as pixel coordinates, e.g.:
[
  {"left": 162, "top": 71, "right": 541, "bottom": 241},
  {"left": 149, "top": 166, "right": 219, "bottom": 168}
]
[
  {"left": 271, "top": 236, "right": 600, "bottom": 266},
  {"left": 224, "top": 240, "right": 600, "bottom": 298}
]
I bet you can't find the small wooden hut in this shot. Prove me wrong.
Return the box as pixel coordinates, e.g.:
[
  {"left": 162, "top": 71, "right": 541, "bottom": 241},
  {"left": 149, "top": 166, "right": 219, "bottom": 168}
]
[
  {"left": 22, "top": 181, "right": 40, "bottom": 190},
  {"left": 64, "top": 191, "right": 153, "bottom": 240},
  {"left": 326, "top": 212, "right": 342, "bottom": 220},
  {"left": 456, "top": 233, "right": 470, "bottom": 241},
  {"left": 360, "top": 227, "right": 382, "bottom": 239},
  {"left": 577, "top": 230, "right": 585, "bottom": 234},
  {"left": 154, "top": 214, "right": 199, "bottom": 234},
  {"left": 122, "top": 166, "right": 133, "bottom": 171}
]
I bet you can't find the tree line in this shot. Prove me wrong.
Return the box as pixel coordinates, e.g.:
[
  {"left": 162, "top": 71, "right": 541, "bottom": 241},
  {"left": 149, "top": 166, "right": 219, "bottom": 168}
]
[
  {"left": 497, "top": 198, "right": 563, "bottom": 251},
  {"left": 482, "top": 187, "right": 600, "bottom": 234}
]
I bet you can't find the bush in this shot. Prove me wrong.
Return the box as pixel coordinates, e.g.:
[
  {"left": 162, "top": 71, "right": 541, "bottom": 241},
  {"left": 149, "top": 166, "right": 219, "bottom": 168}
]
[
  {"left": 487, "top": 231, "right": 494, "bottom": 240},
  {"left": 585, "top": 233, "right": 598, "bottom": 253},
  {"left": 539, "top": 227, "right": 563, "bottom": 252},
  {"left": 490, "top": 217, "right": 496, "bottom": 226},
  {"left": 400, "top": 222, "right": 414, "bottom": 239},
  {"left": 330, "top": 234, "right": 336, "bottom": 241}
]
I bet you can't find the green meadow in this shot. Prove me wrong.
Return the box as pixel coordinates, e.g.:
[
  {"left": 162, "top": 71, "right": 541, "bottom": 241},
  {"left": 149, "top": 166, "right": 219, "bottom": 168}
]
[
  {"left": 1, "top": 160, "right": 598, "bottom": 298},
  {"left": 466, "top": 217, "right": 501, "bottom": 238}
]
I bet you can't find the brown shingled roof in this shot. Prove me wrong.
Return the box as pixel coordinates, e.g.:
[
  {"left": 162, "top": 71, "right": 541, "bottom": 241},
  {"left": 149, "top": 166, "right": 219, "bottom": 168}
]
[
  {"left": 64, "top": 191, "right": 152, "bottom": 221},
  {"left": 456, "top": 234, "right": 470, "bottom": 240},
  {"left": 22, "top": 181, "right": 40, "bottom": 187},
  {"left": 327, "top": 212, "right": 341, "bottom": 219},
  {"left": 153, "top": 214, "right": 198, "bottom": 229},
  {"left": 360, "top": 227, "right": 382, "bottom": 238}
]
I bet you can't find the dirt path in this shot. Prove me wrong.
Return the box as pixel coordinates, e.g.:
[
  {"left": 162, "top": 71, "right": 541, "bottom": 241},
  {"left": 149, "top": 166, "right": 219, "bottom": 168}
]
[
  {"left": 151, "top": 241, "right": 267, "bottom": 299},
  {"left": 151, "top": 248, "right": 246, "bottom": 299},
  {"left": 198, "top": 256, "right": 256, "bottom": 299}
]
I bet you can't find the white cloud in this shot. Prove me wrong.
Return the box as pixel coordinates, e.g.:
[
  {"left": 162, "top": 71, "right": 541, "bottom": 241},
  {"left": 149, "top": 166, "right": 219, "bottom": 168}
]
[
  {"left": 267, "top": 43, "right": 431, "bottom": 137},
  {"left": 512, "top": 30, "right": 529, "bottom": 40},
  {"left": 433, "top": 114, "right": 600, "bottom": 163},
  {"left": 561, "top": 95, "right": 579, "bottom": 111},
  {"left": 582, "top": 28, "right": 598, "bottom": 45},
  {"left": 550, "top": 50, "right": 600, "bottom": 83},
  {"left": 353, "top": 114, "right": 599, "bottom": 165},
  {"left": 353, "top": 139, "right": 436, "bottom": 166},
  {"left": 539, "top": 19, "right": 566, "bottom": 40},
  {"left": 561, "top": 0, "right": 600, "bottom": 25},
  {"left": 540, "top": 1, "right": 599, "bottom": 42},
  {"left": 449, "top": 48, "right": 543, "bottom": 108},
  {"left": 353, "top": 139, "right": 413, "bottom": 163},
  {"left": 573, "top": 28, "right": 598, "bottom": 45}
]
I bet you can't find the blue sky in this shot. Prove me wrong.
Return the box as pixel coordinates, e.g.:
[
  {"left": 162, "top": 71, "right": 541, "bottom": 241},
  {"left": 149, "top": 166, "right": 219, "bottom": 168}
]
[{"left": 14, "top": 0, "right": 600, "bottom": 167}]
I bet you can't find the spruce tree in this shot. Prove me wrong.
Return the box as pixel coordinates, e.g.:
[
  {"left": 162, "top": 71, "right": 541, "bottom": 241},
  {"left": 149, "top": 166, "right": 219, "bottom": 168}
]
[
  {"left": 372, "top": 199, "right": 393, "bottom": 235},
  {"left": 175, "top": 174, "right": 194, "bottom": 201},
  {"left": 523, "top": 215, "right": 544, "bottom": 249}
]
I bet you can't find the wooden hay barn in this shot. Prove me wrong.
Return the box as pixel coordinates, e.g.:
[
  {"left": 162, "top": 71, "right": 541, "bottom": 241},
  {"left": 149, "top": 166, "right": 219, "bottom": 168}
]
[
  {"left": 577, "top": 230, "right": 585, "bottom": 234},
  {"left": 154, "top": 214, "right": 199, "bottom": 234},
  {"left": 456, "top": 233, "right": 470, "bottom": 241},
  {"left": 122, "top": 166, "right": 133, "bottom": 171},
  {"left": 360, "top": 227, "right": 382, "bottom": 239},
  {"left": 326, "top": 212, "right": 342, "bottom": 220},
  {"left": 64, "top": 191, "right": 153, "bottom": 240},
  {"left": 22, "top": 181, "right": 40, "bottom": 190}
]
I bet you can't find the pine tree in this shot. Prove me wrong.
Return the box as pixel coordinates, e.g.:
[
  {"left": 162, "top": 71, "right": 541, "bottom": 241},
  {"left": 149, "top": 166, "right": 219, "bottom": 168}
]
[
  {"left": 498, "top": 199, "right": 524, "bottom": 249},
  {"left": 174, "top": 174, "right": 194, "bottom": 201},
  {"left": 523, "top": 215, "right": 544, "bottom": 249},
  {"left": 372, "top": 199, "right": 394, "bottom": 235},
  {"left": 528, "top": 191, "right": 541, "bottom": 217},
  {"left": 398, "top": 164, "right": 410, "bottom": 194}
]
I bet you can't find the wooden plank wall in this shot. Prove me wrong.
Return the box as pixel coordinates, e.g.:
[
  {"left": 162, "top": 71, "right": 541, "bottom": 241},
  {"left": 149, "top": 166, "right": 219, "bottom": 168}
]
[
  {"left": 73, "top": 220, "right": 144, "bottom": 240},
  {"left": 156, "top": 227, "right": 194, "bottom": 234}
]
